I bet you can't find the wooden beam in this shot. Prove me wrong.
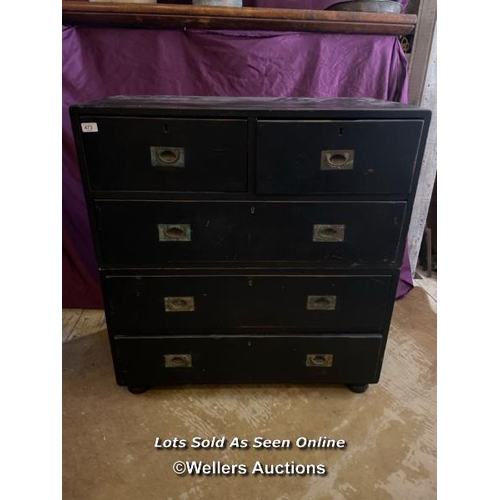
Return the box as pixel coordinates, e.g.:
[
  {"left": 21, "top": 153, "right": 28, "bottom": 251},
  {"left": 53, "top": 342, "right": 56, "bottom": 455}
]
[
  {"left": 408, "top": 24, "right": 437, "bottom": 276},
  {"left": 62, "top": 1, "right": 417, "bottom": 35},
  {"left": 408, "top": 0, "right": 437, "bottom": 105}
]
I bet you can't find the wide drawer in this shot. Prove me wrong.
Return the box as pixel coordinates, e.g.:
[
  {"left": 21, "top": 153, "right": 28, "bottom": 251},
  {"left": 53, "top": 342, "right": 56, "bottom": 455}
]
[
  {"left": 256, "top": 120, "right": 423, "bottom": 195},
  {"left": 79, "top": 117, "right": 248, "bottom": 192},
  {"left": 95, "top": 201, "right": 406, "bottom": 267},
  {"left": 103, "top": 274, "right": 394, "bottom": 334},
  {"left": 114, "top": 335, "right": 384, "bottom": 386}
]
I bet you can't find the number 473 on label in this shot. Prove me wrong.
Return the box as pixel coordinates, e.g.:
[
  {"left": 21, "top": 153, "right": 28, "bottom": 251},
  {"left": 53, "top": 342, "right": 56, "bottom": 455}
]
[{"left": 81, "top": 122, "right": 98, "bottom": 133}]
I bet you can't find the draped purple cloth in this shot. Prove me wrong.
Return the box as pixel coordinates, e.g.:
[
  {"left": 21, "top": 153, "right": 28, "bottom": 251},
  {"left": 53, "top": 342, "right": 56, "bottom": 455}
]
[{"left": 62, "top": 25, "right": 412, "bottom": 308}]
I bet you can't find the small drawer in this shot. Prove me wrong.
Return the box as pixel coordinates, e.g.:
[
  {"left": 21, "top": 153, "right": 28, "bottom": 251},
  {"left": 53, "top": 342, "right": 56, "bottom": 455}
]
[
  {"left": 256, "top": 120, "right": 424, "bottom": 195},
  {"left": 95, "top": 200, "right": 406, "bottom": 267},
  {"left": 114, "top": 334, "right": 384, "bottom": 386},
  {"left": 103, "top": 274, "right": 394, "bottom": 334},
  {"left": 80, "top": 117, "right": 247, "bottom": 192}
]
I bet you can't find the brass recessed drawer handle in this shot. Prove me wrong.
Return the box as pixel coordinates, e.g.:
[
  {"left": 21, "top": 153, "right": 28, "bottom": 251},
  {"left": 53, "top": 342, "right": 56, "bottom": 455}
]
[
  {"left": 160, "top": 149, "right": 179, "bottom": 163},
  {"left": 321, "top": 149, "right": 354, "bottom": 170},
  {"left": 165, "top": 296, "right": 195, "bottom": 312},
  {"left": 151, "top": 146, "right": 185, "bottom": 167},
  {"left": 166, "top": 227, "right": 185, "bottom": 238},
  {"left": 164, "top": 354, "right": 192, "bottom": 368},
  {"left": 306, "top": 354, "right": 333, "bottom": 367},
  {"left": 307, "top": 295, "right": 337, "bottom": 311},
  {"left": 313, "top": 224, "right": 345, "bottom": 242},
  {"left": 158, "top": 224, "right": 191, "bottom": 242}
]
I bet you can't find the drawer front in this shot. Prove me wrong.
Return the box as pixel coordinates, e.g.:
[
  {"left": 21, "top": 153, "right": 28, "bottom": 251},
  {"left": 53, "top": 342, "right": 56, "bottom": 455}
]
[
  {"left": 256, "top": 120, "right": 423, "bottom": 195},
  {"left": 96, "top": 201, "right": 406, "bottom": 266},
  {"left": 80, "top": 117, "right": 248, "bottom": 192},
  {"left": 104, "top": 274, "right": 393, "bottom": 334},
  {"left": 114, "top": 335, "right": 383, "bottom": 386}
]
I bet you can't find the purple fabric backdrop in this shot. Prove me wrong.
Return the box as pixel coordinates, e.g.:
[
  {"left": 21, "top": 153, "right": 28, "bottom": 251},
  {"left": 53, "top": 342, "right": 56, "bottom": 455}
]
[{"left": 62, "top": 26, "right": 412, "bottom": 308}]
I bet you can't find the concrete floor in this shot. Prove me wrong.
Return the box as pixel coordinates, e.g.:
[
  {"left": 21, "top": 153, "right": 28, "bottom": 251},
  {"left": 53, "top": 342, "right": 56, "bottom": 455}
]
[{"left": 62, "top": 276, "right": 436, "bottom": 500}]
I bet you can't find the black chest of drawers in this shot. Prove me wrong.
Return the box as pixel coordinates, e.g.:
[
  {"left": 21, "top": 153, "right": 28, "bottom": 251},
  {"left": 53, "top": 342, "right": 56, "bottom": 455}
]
[{"left": 70, "top": 96, "right": 431, "bottom": 394}]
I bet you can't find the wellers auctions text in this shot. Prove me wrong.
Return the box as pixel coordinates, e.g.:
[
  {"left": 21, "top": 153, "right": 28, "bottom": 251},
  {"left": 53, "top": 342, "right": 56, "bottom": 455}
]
[{"left": 177, "top": 460, "right": 327, "bottom": 476}]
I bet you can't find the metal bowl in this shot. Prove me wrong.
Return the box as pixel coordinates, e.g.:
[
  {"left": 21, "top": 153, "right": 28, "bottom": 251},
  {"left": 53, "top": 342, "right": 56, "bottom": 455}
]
[{"left": 326, "top": 1, "right": 402, "bottom": 13}]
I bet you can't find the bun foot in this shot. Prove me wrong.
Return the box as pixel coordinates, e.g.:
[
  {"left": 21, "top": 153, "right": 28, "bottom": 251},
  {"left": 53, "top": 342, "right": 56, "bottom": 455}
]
[
  {"left": 346, "top": 384, "right": 369, "bottom": 393},
  {"left": 127, "top": 385, "right": 150, "bottom": 394}
]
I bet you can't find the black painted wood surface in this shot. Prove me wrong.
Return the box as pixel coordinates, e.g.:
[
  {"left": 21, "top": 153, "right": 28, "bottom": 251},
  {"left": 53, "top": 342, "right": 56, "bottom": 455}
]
[
  {"left": 103, "top": 274, "right": 394, "bottom": 334},
  {"left": 72, "top": 96, "right": 430, "bottom": 118},
  {"left": 114, "top": 335, "right": 384, "bottom": 386},
  {"left": 256, "top": 120, "right": 423, "bottom": 195},
  {"left": 81, "top": 117, "right": 248, "bottom": 193},
  {"left": 69, "top": 96, "right": 431, "bottom": 390},
  {"left": 95, "top": 200, "right": 406, "bottom": 267}
]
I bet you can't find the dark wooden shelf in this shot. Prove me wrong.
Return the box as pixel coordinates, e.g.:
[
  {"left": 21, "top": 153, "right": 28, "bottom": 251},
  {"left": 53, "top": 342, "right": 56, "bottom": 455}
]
[{"left": 62, "top": 1, "right": 417, "bottom": 35}]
